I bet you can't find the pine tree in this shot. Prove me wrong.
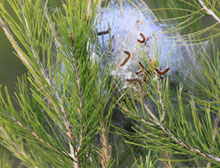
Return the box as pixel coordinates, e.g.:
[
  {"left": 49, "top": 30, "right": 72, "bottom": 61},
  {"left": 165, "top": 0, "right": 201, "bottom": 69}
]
[{"left": 1, "top": 0, "right": 220, "bottom": 167}]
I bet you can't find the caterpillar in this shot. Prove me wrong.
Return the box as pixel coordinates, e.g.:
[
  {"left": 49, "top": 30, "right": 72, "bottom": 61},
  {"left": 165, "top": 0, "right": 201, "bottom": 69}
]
[
  {"left": 97, "top": 28, "right": 111, "bottom": 36},
  {"left": 120, "top": 51, "right": 131, "bottom": 66},
  {"left": 139, "top": 62, "right": 145, "bottom": 69},
  {"left": 137, "top": 33, "right": 146, "bottom": 43},
  {"left": 154, "top": 67, "right": 170, "bottom": 75},
  {"left": 127, "top": 78, "right": 142, "bottom": 85},
  {"left": 136, "top": 62, "right": 145, "bottom": 75},
  {"left": 136, "top": 69, "right": 144, "bottom": 75}
]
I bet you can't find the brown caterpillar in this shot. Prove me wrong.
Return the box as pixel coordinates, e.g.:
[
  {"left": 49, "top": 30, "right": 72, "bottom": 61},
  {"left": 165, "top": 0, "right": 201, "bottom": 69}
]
[
  {"left": 120, "top": 51, "right": 131, "bottom": 66},
  {"left": 97, "top": 28, "right": 111, "bottom": 36},
  {"left": 136, "top": 69, "right": 144, "bottom": 75},
  {"left": 154, "top": 67, "right": 170, "bottom": 75},
  {"left": 136, "top": 62, "right": 145, "bottom": 75},
  {"left": 137, "top": 33, "right": 146, "bottom": 43},
  {"left": 139, "top": 62, "right": 145, "bottom": 69},
  {"left": 127, "top": 78, "right": 142, "bottom": 85}
]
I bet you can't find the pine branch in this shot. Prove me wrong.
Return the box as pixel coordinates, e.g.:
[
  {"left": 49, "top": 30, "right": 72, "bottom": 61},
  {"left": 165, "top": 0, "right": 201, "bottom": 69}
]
[
  {"left": 73, "top": 63, "right": 83, "bottom": 156},
  {"left": 98, "top": 121, "right": 111, "bottom": 168},
  {"left": 0, "top": 13, "right": 78, "bottom": 168},
  {"left": 0, "top": 126, "right": 38, "bottom": 168},
  {"left": 156, "top": 76, "right": 166, "bottom": 122},
  {"left": 20, "top": 0, "right": 38, "bottom": 62},
  {"left": 45, "top": 7, "right": 82, "bottom": 165},
  {"left": 213, "top": 112, "right": 220, "bottom": 140},
  {"left": 142, "top": 102, "right": 220, "bottom": 164},
  {"left": 42, "top": 68, "right": 79, "bottom": 167},
  {"left": 198, "top": 0, "right": 220, "bottom": 24},
  {"left": 2, "top": 0, "right": 220, "bottom": 167},
  {"left": 206, "top": 111, "right": 220, "bottom": 168},
  {"left": 44, "top": 4, "right": 60, "bottom": 49},
  {"left": 0, "top": 0, "right": 110, "bottom": 167},
  {"left": 15, "top": 119, "right": 60, "bottom": 154}
]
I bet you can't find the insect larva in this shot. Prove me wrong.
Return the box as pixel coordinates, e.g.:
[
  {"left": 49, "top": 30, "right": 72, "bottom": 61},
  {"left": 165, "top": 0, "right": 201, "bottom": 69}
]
[
  {"left": 136, "top": 69, "right": 144, "bottom": 75},
  {"left": 137, "top": 33, "right": 146, "bottom": 43},
  {"left": 97, "top": 28, "right": 111, "bottom": 36},
  {"left": 139, "top": 62, "right": 145, "bottom": 69},
  {"left": 127, "top": 78, "right": 142, "bottom": 85},
  {"left": 136, "top": 62, "right": 145, "bottom": 75},
  {"left": 154, "top": 67, "right": 170, "bottom": 75},
  {"left": 120, "top": 51, "right": 131, "bottom": 66}
]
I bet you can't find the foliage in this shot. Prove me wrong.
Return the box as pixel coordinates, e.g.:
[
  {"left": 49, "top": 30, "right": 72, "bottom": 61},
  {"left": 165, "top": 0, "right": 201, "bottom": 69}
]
[
  {"left": 0, "top": 0, "right": 220, "bottom": 167},
  {"left": 0, "top": 0, "right": 114, "bottom": 167}
]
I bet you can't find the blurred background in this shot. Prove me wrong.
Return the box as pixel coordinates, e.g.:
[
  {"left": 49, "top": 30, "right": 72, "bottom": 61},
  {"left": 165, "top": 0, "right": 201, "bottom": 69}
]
[{"left": 0, "top": 27, "right": 26, "bottom": 95}]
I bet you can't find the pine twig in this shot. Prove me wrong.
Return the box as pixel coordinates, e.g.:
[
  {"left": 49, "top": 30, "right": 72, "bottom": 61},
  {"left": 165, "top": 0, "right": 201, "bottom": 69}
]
[
  {"left": 73, "top": 63, "right": 83, "bottom": 156},
  {"left": 164, "top": 152, "right": 173, "bottom": 168},
  {"left": 206, "top": 162, "right": 211, "bottom": 168},
  {"left": 44, "top": 62, "right": 78, "bottom": 167},
  {"left": 44, "top": 4, "right": 60, "bottom": 49},
  {"left": 142, "top": 103, "right": 220, "bottom": 164},
  {"left": 213, "top": 112, "right": 220, "bottom": 140},
  {"left": 98, "top": 121, "right": 111, "bottom": 168},
  {"left": 198, "top": 0, "right": 220, "bottom": 24},
  {"left": 0, "top": 126, "right": 38, "bottom": 168},
  {"left": 45, "top": 7, "right": 81, "bottom": 166},
  {"left": 20, "top": 0, "right": 38, "bottom": 62},
  {"left": 119, "top": 102, "right": 155, "bottom": 126},
  {"left": 0, "top": 16, "right": 79, "bottom": 168},
  {"left": 15, "top": 119, "right": 66, "bottom": 156},
  {"left": 155, "top": 76, "right": 166, "bottom": 122},
  {"left": 207, "top": 111, "right": 220, "bottom": 168},
  {"left": 45, "top": 5, "right": 82, "bottom": 166}
]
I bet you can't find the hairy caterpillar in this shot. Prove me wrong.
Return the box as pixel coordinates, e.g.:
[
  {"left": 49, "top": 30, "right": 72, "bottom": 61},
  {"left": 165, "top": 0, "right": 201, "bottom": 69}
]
[
  {"left": 97, "top": 28, "right": 111, "bottom": 36},
  {"left": 120, "top": 51, "right": 131, "bottom": 66},
  {"left": 154, "top": 67, "right": 170, "bottom": 75},
  {"left": 136, "top": 62, "right": 145, "bottom": 75},
  {"left": 127, "top": 78, "right": 142, "bottom": 85},
  {"left": 137, "top": 33, "right": 146, "bottom": 43}
]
